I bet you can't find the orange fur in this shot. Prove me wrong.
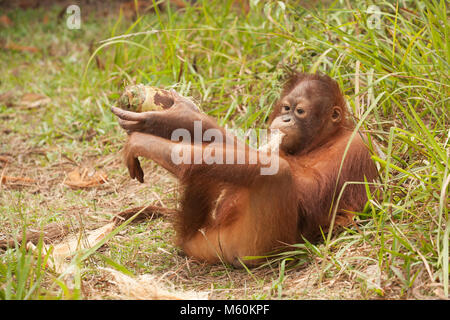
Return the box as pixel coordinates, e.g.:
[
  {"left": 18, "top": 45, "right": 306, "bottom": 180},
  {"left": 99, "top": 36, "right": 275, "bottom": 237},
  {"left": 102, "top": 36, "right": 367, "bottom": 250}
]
[{"left": 116, "top": 72, "right": 378, "bottom": 267}]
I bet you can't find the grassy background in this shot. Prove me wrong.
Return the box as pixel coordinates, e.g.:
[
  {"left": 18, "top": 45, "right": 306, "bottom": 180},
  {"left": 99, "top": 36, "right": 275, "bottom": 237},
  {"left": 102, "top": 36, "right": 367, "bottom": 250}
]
[{"left": 0, "top": 0, "right": 448, "bottom": 299}]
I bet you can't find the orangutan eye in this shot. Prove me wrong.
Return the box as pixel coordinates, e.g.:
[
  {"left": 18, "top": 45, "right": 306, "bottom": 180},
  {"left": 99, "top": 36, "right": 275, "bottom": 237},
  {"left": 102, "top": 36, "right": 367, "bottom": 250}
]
[
  {"left": 296, "top": 108, "right": 305, "bottom": 115},
  {"left": 282, "top": 105, "right": 290, "bottom": 112}
]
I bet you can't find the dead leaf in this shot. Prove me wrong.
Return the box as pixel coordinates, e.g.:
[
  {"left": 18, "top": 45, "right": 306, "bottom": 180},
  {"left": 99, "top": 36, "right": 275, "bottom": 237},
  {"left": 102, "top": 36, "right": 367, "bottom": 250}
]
[
  {"left": 0, "top": 156, "right": 11, "bottom": 163},
  {"left": 19, "top": 93, "right": 50, "bottom": 108},
  {"left": 3, "top": 41, "right": 39, "bottom": 53},
  {"left": 0, "top": 15, "right": 13, "bottom": 27},
  {"left": 0, "top": 91, "right": 16, "bottom": 107},
  {"left": 1, "top": 175, "right": 36, "bottom": 184},
  {"left": 64, "top": 167, "right": 108, "bottom": 189}
]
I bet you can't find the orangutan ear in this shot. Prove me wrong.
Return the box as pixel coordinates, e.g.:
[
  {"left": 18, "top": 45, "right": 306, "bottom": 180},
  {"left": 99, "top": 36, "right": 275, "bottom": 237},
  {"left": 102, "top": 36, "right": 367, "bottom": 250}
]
[{"left": 331, "top": 106, "right": 342, "bottom": 123}]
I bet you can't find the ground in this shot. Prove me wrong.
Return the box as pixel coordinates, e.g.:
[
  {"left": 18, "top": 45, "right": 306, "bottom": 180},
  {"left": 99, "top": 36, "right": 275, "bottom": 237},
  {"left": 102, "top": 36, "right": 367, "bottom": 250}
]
[{"left": 0, "top": 1, "right": 448, "bottom": 300}]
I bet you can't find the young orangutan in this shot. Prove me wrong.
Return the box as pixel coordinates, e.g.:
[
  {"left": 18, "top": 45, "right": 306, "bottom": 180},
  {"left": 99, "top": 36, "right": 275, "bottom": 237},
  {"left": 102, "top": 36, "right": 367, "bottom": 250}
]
[{"left": 111, "top": 72, "right": 378, "bottom": 266}]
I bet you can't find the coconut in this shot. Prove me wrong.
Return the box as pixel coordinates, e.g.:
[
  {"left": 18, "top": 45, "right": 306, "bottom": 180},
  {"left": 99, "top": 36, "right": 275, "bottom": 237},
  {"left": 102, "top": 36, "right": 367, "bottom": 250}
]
[{"left": 116, "top": 84, "right": 174, "bottom": 112}]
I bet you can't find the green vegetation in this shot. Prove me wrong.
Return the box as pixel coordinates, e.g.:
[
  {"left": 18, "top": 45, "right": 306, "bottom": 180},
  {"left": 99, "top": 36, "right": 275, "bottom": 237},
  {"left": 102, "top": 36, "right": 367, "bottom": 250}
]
[{"left": 0, "top": 0, "right": 448, "bottom": 299}]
